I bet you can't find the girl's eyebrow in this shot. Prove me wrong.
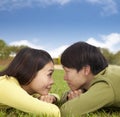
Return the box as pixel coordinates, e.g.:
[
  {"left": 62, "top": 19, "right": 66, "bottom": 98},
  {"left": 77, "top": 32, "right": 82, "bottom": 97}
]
[{"left": 49, "top": 69, "right": 54, "bottom": 72}]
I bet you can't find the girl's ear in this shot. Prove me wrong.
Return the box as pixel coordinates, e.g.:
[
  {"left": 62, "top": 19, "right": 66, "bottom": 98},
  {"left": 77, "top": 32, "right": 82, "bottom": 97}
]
[{"left": 83, "top": 65, "right": 91, "bottom": 75}]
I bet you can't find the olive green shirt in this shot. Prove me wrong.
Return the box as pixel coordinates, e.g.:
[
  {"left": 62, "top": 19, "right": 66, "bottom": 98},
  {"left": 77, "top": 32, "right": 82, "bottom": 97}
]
[{"left": 60, "top": 65, "right": 120, "bottom": 117}]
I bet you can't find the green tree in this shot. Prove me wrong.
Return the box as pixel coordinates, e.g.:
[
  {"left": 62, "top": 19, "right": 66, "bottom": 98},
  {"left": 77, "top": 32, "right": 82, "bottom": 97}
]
[
  {"left": 100, "top": 48, "right": 114, "bottom": 64},
  {"left": 0, "top": 39, "right": 11, "bottom": 59},
  {"left": 0, "top": 39, "right": 28, "bottom": 59},
  {"left": 9, "top": 45, "right": 28, "bottom": 57},
  {"left": 113, "top": 51, "right": 120, "bottom": 65}
]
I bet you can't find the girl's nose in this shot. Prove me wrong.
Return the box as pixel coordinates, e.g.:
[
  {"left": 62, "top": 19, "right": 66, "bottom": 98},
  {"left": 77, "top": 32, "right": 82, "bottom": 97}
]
[{"left": 51, "top": 78, "right": 54, "bottom": 85}]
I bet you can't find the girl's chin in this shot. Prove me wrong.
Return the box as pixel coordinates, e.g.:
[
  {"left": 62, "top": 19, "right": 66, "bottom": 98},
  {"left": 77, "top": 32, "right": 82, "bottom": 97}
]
[
  {"left": 41, "top": 92, "right": 49, "bottom": 95},
  {"left": 40, "top": 89, "right": 51, "bottom": 95}
]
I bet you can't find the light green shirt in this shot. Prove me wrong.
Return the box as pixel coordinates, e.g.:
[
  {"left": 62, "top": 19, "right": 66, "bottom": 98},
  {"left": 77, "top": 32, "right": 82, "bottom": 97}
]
[
  {"left": 60, "top": 65, "right": 120, "bottom": 117},
  {"left": 0, "top": 75, "right": 60, "bottom": 117}
]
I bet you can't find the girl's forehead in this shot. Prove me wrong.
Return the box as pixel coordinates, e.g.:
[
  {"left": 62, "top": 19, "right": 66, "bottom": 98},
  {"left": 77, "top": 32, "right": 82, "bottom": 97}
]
[{"left": 40, "top": 62, "right": 54, "bottom": 71}]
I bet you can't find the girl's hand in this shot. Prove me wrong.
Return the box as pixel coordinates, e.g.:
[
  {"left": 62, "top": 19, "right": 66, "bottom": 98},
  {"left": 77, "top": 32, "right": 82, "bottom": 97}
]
[
  {"left": 39, "top": 94, "right": 57, "bottom": 103},
  {"left": 67, "top": 89, "right": 83, "bottom": 100}
]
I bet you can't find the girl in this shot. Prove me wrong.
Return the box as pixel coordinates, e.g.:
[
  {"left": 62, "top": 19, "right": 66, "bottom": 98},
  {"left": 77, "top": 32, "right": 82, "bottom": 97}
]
[{"left": 0, "top": 47, "right": 60, "bottom": 117}]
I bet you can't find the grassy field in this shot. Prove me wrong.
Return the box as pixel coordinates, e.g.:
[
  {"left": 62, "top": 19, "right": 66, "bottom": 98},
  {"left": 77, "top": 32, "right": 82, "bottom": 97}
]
[{"left": 0, "top": 68, "right": 120, "bottom": 117}]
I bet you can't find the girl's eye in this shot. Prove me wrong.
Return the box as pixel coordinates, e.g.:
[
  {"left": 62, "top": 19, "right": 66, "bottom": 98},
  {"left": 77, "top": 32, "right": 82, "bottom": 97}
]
[{"left": 48, "top": 73, "right": 53, "bottom": 77}]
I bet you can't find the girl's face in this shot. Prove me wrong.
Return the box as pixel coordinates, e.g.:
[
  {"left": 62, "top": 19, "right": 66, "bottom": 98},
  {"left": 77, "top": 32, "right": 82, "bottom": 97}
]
[{"left": 26, "top": 61, "right": 54, "bottom": 95}]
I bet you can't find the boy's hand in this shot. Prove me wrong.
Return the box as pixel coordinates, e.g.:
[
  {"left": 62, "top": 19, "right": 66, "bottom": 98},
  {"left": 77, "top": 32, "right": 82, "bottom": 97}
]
[{"left": 67, "top": 89, "right": 83, "bottom": 100}]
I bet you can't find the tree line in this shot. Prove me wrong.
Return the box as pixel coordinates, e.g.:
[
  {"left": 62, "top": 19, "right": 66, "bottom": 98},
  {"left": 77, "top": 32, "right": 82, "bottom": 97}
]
[{"left": 0, "top": 39, "right": 120, "bottom": 65}]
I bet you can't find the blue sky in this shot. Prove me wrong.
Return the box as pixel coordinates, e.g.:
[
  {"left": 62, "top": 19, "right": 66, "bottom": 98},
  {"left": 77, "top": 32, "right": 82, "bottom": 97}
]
[{"left": 0, "top": 0, "right": 120, "bottom": 58}]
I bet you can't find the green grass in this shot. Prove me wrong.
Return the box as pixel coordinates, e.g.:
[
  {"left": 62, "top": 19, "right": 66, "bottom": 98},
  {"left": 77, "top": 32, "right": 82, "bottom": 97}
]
[
  {"left": 52, "top": 70, "right": 69, "bottom": 97},
  {"left": 0, "top": 69, "right": 120, "bottom": 117}
]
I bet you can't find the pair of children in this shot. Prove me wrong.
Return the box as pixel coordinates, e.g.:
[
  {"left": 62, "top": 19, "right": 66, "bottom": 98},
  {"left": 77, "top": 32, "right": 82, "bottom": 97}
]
[{"left": 1, "top": 41, "right": 120, "bottom": 117}]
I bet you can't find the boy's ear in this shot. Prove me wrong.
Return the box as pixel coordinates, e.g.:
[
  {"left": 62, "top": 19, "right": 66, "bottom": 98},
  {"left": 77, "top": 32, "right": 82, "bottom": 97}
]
[{"left": 83, "top": 65, "right": 91, "bottom": 75}]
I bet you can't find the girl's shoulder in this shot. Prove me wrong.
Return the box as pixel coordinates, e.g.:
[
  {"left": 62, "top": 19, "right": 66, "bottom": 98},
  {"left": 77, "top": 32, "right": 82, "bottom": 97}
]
[{"left": 0, "top": 75, "right": 19, "bottom": 85}]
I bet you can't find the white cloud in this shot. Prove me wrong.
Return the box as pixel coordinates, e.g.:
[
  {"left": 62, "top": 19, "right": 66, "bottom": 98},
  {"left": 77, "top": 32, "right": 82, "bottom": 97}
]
[
  {"left": 9, "top": 39, "right": 68, "bottom": 58},
  {"left": 8, "top": 33, "right": 120, "bottom": 58},
  {"left": 86, "top": 33, "right": 120, "bottom": 53},
  {"left": 42, "top": 0, "right": 71, "bottom": 5},
  {"left": 49, "top": 45, "right": 68, "bottom": 58},
  {"left": 9, "top": 40, "right": 44, "bottom": 49},
  {"left": 86, "top": 0, "right": 118, "bottom": 15},
  {"left": 0, "top": 0, "right": 118, "bottom": 16},
  {"left": 0, "top": 0, "right": 72, "bottom": 11}
]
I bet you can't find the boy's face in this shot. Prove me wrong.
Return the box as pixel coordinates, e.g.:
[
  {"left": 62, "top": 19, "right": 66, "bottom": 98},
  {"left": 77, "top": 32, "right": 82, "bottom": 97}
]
[{"left": 63, "top": 66, "right": 89, "bottom": 91}]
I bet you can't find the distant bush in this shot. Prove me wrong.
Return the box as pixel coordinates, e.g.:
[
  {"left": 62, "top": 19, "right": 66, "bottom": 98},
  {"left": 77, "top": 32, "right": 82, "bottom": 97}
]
[{"left": 53, "top": 57, "right": 61, "bottom": 64}]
